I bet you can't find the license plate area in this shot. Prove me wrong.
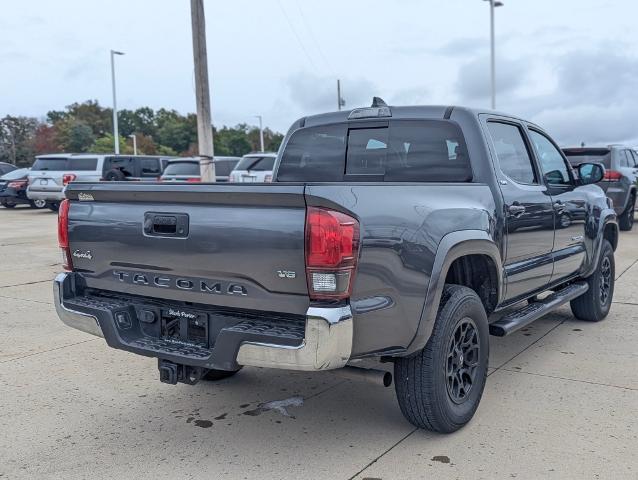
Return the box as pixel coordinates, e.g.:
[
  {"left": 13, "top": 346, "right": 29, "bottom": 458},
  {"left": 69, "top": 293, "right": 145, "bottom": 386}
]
[{"left": 160, "top": 308, "right": 209, "bottom": 347}]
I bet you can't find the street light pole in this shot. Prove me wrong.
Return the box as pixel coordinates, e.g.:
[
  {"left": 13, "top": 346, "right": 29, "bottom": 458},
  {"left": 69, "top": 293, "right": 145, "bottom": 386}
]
[
  {"left": 255, "top": 115, "right": 264, "bottom": 152},
  {"left": 129, "top": 134, "right": 137, "bottom": 155},
  {"left": 110, "top": 50, "right": 125, "bottom": 154},
  {"left": 484, "top": 0, "right": 503, "bottom": 110}
]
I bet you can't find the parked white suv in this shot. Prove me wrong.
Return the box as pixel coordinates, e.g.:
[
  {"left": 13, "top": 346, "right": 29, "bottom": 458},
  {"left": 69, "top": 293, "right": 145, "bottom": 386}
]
[
  {"left": 228, "top": 153, "right": 277, "bottom": 183},
  {"left": 27, "top": 154, "right": 173, "bottom": 210}
]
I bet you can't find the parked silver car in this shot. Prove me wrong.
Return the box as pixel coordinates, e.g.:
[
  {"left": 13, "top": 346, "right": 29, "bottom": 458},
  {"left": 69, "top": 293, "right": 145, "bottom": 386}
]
[
  {"left": 27, "top": 154, "right": 173, "bottom": 210},
  {"left": 563, "top": 145, "right": 637, "bottom": 230},
  {"left": 160, "top": 157, "right": 240, "bottom": 183},
  {"left": 228, "top": 153, "right": 277, "bottom": 183}
]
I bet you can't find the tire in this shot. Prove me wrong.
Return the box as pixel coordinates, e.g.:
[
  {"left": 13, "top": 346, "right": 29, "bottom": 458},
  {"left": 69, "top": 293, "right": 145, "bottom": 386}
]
[
  {"left": 104, "top": 169, "right": 126, "bottom": 181},
  {"left": 201, "top": 367, "right": 242, "bottom": 381},
  {"left": 394, "top": 285, "right": 489, "bottom": 433},
  {"left": 47, "top": 202, "right": 59, "bottom": 212},
  {"left": 619, "top": 194, "right": 635, "bottom": 231},
  {"left": 2, "top": 201, "right": 16, "bottom": 208},
  {"left": 30, "top": 199, "right": 47, "bottom": 209},
  {"left": 570, "top": 239, "right": 615, "bottom": 322}
]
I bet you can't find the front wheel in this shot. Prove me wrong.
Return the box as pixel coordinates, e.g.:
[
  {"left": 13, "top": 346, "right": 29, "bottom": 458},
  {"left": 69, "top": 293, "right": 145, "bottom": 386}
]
[
  {"left": 570, "top": 239, "right": 615, "bottom": 322},
  {"left": 394, "top": 285, "right": 489, "bottom": 433}
]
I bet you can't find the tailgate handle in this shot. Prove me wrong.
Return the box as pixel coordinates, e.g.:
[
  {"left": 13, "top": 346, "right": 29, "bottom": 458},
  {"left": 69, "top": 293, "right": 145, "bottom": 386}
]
[{"left": 144, "top": 212, "right": 189, "bottom": 238}]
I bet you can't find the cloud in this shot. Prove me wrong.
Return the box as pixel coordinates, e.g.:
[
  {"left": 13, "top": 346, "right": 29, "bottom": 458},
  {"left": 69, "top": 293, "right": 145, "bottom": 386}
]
[
  {"left": 286, "top": 73, "right": 377, "bottom": 113},
  {"left": 455, "top": 55, "right": 527, "bottom": 104},
  {"left": 436, "top": 37, "right": 487, "bottom": 57}
]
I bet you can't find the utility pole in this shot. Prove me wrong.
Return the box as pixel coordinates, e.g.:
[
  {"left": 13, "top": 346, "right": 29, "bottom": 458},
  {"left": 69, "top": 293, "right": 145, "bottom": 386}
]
[
  {"left": 110, "top": 50, "right": 125, "bottom": 154},
  {"left": 190, "top": 0, "right": 215, "bottom": 182},
  {"left": 337, "top": 79, "right": 345, "bottom": 111},
  {"left": 255, "top": 115, "right": 264, "bottom": 152}
]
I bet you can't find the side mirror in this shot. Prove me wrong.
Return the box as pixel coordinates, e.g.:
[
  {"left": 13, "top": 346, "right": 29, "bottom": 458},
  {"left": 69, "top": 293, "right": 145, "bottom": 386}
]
[{"left": 578, "top": 162, "right": 605, "bottom": 185}]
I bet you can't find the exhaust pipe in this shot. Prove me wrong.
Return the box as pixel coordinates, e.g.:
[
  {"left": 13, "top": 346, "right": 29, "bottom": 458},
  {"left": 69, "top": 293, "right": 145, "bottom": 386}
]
[{"left": 334, "top": 366, "right": 393, "bottom": 387}]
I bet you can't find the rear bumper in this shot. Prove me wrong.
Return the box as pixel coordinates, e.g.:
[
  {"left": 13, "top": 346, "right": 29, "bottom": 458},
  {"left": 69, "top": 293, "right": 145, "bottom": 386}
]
[
  {"left": 27, "top": 188, "right": 65, "bottom": 202},
  {"left": 53, "top": 272, "right": 352, "bottom": 371}
]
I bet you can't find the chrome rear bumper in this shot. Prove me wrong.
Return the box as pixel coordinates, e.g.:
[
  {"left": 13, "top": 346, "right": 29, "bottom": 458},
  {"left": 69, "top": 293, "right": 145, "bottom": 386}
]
[{"left": 53, "top": 272, "right": 352, "bottom": 371}]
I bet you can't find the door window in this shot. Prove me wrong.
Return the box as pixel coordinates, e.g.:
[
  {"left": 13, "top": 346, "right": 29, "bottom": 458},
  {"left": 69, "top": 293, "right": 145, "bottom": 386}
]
[
  {"left": 139, "top": 158, "right": 161, "bottom": 177},
  {"left": 622, "top": 150, "right": 636, "bottom": 167},
  {"left": 528, "top": 130, "right": 572, "bottom": 186},
  {"left": 487, "top": 122, "right": 537, "bottom": 184}
]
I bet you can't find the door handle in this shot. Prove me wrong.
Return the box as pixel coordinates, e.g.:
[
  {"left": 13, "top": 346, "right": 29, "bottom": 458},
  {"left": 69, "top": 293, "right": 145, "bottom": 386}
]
[
  {"left": 553, "top": 201, "right": 565, "bottom": 213},
  {"left": 508, "top": 204, "right": 526, "bottom": 217}
]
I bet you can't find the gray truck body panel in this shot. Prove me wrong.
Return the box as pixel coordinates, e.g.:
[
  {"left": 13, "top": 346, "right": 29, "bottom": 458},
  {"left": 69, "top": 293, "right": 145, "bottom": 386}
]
[{"left": 60, "top": 105, "right": 616, "bottom": 367}]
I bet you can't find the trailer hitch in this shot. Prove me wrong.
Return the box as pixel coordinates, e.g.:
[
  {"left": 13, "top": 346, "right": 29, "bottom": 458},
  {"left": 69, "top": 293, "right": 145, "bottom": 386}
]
[{"left": 158, "top": 359, "right": 206, "bottom": 385}]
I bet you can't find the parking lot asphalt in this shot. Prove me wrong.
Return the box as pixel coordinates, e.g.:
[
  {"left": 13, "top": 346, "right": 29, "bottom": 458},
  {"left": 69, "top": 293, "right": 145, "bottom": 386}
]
[{"left": 0, "top": 206, "right": 637, "bottom": 480}]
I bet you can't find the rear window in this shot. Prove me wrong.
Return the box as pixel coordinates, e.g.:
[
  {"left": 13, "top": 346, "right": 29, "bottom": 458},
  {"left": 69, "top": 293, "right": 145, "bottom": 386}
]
[
  {"left": 31, "top": 157, "right": 68, "bottom": 171},
  {"left": 1, "top": 168, "right": 29, "bottom": 180},
  {"left": 163, "top": 161, "right": 200, "bottom": 176},
  {"left": 67, "top": 158, "right": 98, "bottom": 171},
  {"left": 563, "top": 149, "right": 611, "bottom": 168},
  {"left": 214, "top": 159, "right": 239, "bottom": 176},
  {"left": 277, "top": 120, "right": 472, "bottom": 182},
  {"left": 235, "top": 156, "right": 276, "bottom": 172}
]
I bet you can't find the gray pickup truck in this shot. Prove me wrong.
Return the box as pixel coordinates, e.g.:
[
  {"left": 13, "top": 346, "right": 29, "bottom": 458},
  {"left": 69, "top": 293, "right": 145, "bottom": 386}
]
[{"left": 54, "top": 101, "right": 617, "bottom": 433}]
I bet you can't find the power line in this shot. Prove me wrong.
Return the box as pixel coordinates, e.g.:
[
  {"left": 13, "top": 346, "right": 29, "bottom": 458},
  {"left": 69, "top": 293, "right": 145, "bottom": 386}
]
[
  {"left": 277, "top": 0, "right": 320, "bottom": 74},
  {"left": 294, "top": 1, "right": 335, "bottom": 76}
]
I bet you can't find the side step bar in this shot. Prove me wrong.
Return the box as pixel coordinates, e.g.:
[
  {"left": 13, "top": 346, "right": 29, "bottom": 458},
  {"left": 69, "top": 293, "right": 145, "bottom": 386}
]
[{"left": 490, "top": 282, "right": 589, "bottom": 337}]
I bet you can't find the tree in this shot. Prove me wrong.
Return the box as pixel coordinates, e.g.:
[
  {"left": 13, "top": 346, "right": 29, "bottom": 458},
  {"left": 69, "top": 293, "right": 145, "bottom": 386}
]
[
  {"left": 215, "top": 125, "right": 252, "bottom": 156},
  {"left": 91, "top": 133, "right": 129, "bottom": 154},
  {"left": 33, "top": 124, "right": 60, "bottom": 154},
  {"left": 0, "top": 115, "right": 39, "bottom": 166},
  {"left": 47, "top": 100, "right": 112, "bottom": 137},
  {"left": 55, "top": 118, "right": 96, "bottom": 152}
]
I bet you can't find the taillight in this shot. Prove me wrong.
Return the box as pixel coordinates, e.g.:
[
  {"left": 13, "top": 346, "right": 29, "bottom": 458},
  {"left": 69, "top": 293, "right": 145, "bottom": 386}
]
[
  {"left": 264, "top": 174, "right": 273, "bottom": 183},
  {"left": 603, "top": 170, "right": 622, "bottom": 182},
  {"left": 58, "top": 199, "right": 73, "bottom": 271},
  {"left": 305, "top": 207, "right": 360, "bottom": 300},
  {"left": 62, "top": 173, "right": 77, "bottom": 186},
  {"left": 8, "top": 180, "right": 27, "bottom": 189},
  {"left": 186, "top": 177, "right": 201, "bottom": 183}
]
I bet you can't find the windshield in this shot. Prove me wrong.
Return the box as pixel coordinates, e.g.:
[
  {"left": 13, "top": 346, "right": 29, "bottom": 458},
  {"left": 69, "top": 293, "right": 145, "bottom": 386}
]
[
  {"left": 31, "top": 157, "right": 69, "bottom": 171},
  {"left": 1, "top": 168, "right": 29, "bottom": 180},
  {"left": 163, "top": 161, "right": 200, "bottom": 176}
]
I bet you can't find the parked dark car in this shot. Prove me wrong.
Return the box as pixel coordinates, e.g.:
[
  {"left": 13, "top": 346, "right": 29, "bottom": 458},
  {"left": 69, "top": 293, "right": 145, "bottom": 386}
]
[
  {"left": 0, "top": 162, "right": 18, "bottom": 176},
  {"left": 54, "top": 101, "right": 617, "bottom": 433},
  {"left": 160, "top": 157, "right": 241, "bottom": 183},
  {"left": 563, "top": 146, "right": 637, "bottom": 231},
  {"left": 0, "top": 168, "right": 47, "bottom": 209}
]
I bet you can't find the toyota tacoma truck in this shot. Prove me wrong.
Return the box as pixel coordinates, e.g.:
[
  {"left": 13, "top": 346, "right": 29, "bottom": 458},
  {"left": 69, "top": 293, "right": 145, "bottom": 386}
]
[{"left": 54, "top": 101, "right": 618, "bottom": 433}]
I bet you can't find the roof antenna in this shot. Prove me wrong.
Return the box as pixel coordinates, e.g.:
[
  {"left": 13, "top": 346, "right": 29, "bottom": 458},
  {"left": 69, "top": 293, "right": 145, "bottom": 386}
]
[{"left": 371, "top": 97, "right": 387, "bottom": 108}]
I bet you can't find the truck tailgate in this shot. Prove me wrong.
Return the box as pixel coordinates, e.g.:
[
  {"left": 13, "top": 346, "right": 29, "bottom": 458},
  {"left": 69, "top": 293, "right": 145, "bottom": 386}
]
[{"left": 65, "top": 183, "right": 309, "bottom": 315}]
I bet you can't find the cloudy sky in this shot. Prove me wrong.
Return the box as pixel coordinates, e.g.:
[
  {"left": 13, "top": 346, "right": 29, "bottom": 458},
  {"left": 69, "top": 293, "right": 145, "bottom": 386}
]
[{"left": 1, "top": 0, "right": 637, "bottom": 146}]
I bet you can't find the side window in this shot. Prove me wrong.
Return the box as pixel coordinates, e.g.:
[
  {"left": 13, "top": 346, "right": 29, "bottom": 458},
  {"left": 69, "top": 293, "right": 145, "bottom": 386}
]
[
  {"left": 104, "top": 157, "right": 135, "bottom": 177},
  {"left": 631, "top": 151, "right": 638, "bottom": 167},
  {"left": 528, "top": 130, "right": 571, "bottom": 186},
  {"left": 622, "top": 150, "right": 636, "bottom": 168},
  {"left": 487, "top": 122, "right": 537, "bottom": 184},
  {"left": 139, "top": 158, "right": 161, "bottom": 177}
]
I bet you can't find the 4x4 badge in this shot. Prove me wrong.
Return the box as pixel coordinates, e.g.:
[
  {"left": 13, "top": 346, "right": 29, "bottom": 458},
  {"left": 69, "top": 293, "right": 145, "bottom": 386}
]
[{"left": 72, "top": 249, "right": 93, "bottom": 260}]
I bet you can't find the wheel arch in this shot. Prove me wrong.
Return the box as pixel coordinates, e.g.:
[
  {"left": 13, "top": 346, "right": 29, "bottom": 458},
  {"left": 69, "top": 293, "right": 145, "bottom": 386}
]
[{"left": 405, "top": 230, "right": 503, "bottom": 355}]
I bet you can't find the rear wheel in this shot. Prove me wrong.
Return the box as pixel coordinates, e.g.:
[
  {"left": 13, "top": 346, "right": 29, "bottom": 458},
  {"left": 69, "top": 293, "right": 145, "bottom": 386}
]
[
  {"left": 570, "top": 239, "right": 614, "bottom": 322},
  {"left": 394, "top": 285, "right": 489, "bottom": 433},
  {"left": 103, "top": 169, "right": 126, "bottom": 181},
  {"left": 2, "top": 200, "right": 16, "bottom": 208},
  {"left": 30, "top": 199, "right": 47, "bottom": 209},
  {"left": 201, "top": 367, "right": 242, "bottom": 381},
  {"left": 619, "top": 194, "right": 635, "bottom": 231}
]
